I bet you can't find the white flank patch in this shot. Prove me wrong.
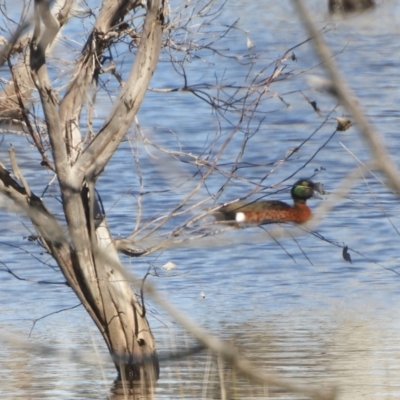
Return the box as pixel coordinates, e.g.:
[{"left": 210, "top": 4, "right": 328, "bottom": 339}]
[
  {"left": 162, "top": 261, "right": 177, "bottom": 271},
  {"left": 235, "top": 212, "right": 246, "bottom": 222}
]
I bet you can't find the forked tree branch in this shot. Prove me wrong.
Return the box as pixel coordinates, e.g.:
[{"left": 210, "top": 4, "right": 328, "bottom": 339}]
[
  {"left": 72, "top": 0, "right": 164, "bottom": 181},
  {"left": 58, "top": 0, "right": 146, "bottom": 163}
]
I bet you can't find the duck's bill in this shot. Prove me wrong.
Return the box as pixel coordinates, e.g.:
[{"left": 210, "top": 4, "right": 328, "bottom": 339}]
[{"left": 313, "top": 182, "right": 326, "bottom": 197}]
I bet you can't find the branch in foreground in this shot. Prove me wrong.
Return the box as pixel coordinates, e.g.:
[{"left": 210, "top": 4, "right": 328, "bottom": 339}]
[
  {"left": 292, "top": 0, "right": 400, "bottom": 194},
  {"left": 95, "top": 245, "right": 337, "bottom": 400}
]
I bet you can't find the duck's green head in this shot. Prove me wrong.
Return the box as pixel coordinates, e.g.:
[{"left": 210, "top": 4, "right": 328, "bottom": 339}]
[{"left": 291, "top": 179, "right": 324, "bottom": 203}]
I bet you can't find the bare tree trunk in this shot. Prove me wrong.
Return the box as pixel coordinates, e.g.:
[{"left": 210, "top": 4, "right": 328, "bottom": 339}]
[{"left": 0, "top": 0, "right": 165, "bottom": 382}]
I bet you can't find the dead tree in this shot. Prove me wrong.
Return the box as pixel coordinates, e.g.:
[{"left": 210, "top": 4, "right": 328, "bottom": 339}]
[{"left": 0, "top": 0, "right": 166, "bottom": 381}]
